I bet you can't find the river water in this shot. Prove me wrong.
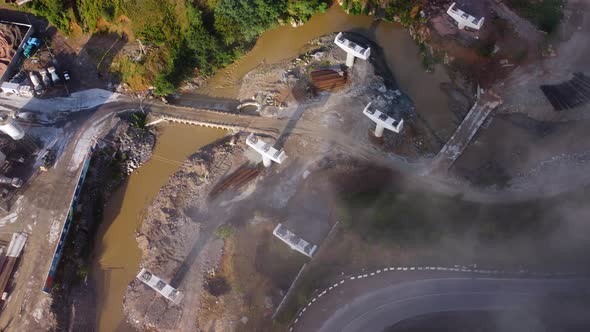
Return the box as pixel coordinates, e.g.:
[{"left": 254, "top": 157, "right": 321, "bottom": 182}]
[
  {"left": 201, "top": 4, "right": 452, "bottom": 132},
  {"left": 93, "top": 4, "right": 452, "bottom": 331},
  {"left": 93, "top": 124, "right": 226, "bottom": 331}
]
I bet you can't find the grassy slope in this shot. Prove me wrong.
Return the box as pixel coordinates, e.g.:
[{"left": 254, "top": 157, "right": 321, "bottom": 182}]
[{"left": 17, "top": 0, "right": 329, "bottom": 95}]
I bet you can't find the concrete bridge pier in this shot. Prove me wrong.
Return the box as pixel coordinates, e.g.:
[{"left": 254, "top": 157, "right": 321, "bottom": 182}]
[
  {"left": 334, "top": 32, "right": 371, "bottom": 68},
  {"left": 362, "top": 102, "right": 404, "bottom": 138},
  {"left": 246, "top": 134, "right": 287, "bottom": 168},
  {"left": 346, "top": 53, "right": 355, "bottom": 67},
  {"left": 374, "top": 123, "right": 385, "bottom": 137}
]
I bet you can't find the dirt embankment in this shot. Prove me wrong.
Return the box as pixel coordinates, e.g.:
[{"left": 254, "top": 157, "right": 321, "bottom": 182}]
[
  {"left": 123, "top": 135, "right": 250, "bottom": 331},
  {"left": 49, "top": 114, "right": 156, "bottom": 331}
]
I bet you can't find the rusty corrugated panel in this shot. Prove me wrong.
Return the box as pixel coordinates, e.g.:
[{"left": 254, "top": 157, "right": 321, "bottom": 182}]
[{"left": 311, "top": 67, "right": 347, "bottom": 91}]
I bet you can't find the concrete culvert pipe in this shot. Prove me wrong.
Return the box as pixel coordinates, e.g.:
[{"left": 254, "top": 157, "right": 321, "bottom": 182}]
[{"left": 236, "top": 101, "right": 261, "bottom": 113}]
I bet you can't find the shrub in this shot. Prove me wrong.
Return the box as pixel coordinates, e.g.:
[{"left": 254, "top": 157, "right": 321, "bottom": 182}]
[
  {"left": 215, "top": 224, "right": 234, "bottom": 239},
  {"left": 28, "top": 0, "right": 71, "bottom": 32}
]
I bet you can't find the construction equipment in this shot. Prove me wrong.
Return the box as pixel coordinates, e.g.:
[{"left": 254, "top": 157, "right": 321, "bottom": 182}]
[
  {"left": 28, "top": 71, "right": 42, "bottom": 93},
  {"left": 47, "top": 66, "right": 60, "bottom": 83},
  {"left": 39, "top": 69, "right": 51, "bottom": 86},
  {"left": 23, "top": 37, "right": 41, "bottom": 58},
  {"left": 39, "top": 149, "right": 56, "bottom": 172}
]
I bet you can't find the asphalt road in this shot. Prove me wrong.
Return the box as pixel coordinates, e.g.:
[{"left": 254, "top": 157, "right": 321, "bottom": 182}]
[{"left": 296, "top": 277, "right": 590, "bottom": 332}]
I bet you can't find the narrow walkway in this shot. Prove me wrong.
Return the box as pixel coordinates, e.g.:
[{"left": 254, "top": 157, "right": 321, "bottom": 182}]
[
  {"left": 146, "top": 104, "right": 286, "bottom": 136},
  {"left": 427, "top": 91, "right": 502, "bottom": 174}
]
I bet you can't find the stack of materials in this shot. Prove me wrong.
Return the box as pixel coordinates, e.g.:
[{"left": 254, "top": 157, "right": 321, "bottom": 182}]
[
  {"left": 311, "top": 66, "right": 347, "bottom": 91},
  {"left": 209, "top": 163, "right": 262, "bottom": 200},
  {"left": 0, "top": 233, "right": 27, "bottom": 299},
  {"left": 540, "top": 72, "right": 590, "bottom": 111},
  {"left": 0, "top": 23, "right": 23, "bottom": 77}
]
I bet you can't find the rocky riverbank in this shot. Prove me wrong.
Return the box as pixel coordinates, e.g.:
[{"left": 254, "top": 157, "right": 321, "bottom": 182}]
[
  {"left": 123, "top": 134, "right": 251, "bottom": 330},
  {"left": 49, "top": 113, "right": 156, "bottom": 331}
]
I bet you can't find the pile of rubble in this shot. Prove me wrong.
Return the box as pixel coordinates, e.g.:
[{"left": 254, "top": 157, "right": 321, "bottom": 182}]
[{"left": 113, "top": 118, "right": 156, "bottom": 174}]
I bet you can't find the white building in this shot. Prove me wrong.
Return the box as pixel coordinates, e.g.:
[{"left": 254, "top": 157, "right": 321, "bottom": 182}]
[
  {"left": 447, "top": 2, "right": 485, "bottom": 30},
  {"left": 334, "top": 32, "right": 371, "bottom": 67},
  {"left": 362, "top": 102, "right": 404, "bottom": 137}
]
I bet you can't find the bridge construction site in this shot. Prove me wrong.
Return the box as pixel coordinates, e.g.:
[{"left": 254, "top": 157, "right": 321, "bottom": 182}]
[{"left": 0, "top": 22, "right": 517, "bottom": 331}]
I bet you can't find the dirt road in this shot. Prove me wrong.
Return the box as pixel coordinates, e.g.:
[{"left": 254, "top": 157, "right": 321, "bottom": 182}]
[{"left": 0, "top": 102, "right": 128, "bottom": 331}]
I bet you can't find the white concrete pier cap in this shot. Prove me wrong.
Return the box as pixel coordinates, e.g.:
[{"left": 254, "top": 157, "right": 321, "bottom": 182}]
[
  {"left": 246, "top": 134, "right": 287, "bottom": 167},
  {"left": 334, "top": 32, "right": 371, "bottom": 67},
  {"left": 362, "top": 102, "right": 404, "bottom": 137}
]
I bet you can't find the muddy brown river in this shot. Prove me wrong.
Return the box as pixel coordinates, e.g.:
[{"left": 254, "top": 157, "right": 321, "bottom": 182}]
[
  {"left": 201, "top": 4, "right": 452, "bottom": 131},
  {"left": 93, "top": 4, "right": 451, "bottom": 331},
  {"left": 93, "top": 124, "right": 226, "bottom": 331}
]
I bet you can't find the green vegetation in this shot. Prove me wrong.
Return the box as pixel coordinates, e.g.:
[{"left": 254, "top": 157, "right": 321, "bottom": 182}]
[
  {"left": 130, "top": 112, "right": 147, "bottom": 132},
  {"left": 384, "top": 0, "right": 421, "bottom": 26},
  {"left": 507, "top": 0, "right": 564, "bottom": 34},
  {"left": 288, "top": 0, "right": 328, "bottom": 21},
  {"left": 475, "top": 38, "right": 496, "bottom": 58},
  {"left": 342, "top": 0, "right": 421, "bottom": 27},
  {"left": 343, "top": 0, "right": 365, "bottom": 15},
  {"left": 337, "top": 189, "right": 553, "bottom": 245},
  {"left": 73, "top": 0, "right": 120, "bottom": 31},
  {"left": 418, "top": 42, "right": 437, "bottom": 71},
  {"left": 28, "top": 0, "right": 71, "bottom": 32},
  {"left": 21, "top": 0, "right": 330, "bottom": 95},
  {"left": 215, "top": 224, "right": 234, "bottom": 239}
]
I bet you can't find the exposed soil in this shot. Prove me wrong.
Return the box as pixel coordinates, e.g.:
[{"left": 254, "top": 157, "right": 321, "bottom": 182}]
[{"left": 123, "top": 135, "right": 248, "bottom": 331}]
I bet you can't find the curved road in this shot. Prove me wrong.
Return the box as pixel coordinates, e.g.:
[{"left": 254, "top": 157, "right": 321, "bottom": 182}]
[{"left": 295, "top": 277, "right": 590, "bottom": 332}]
